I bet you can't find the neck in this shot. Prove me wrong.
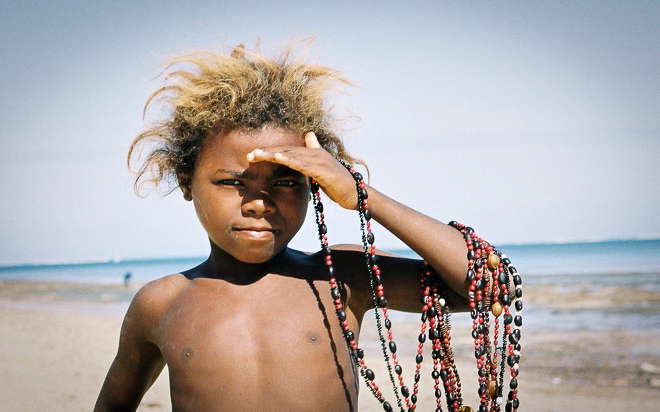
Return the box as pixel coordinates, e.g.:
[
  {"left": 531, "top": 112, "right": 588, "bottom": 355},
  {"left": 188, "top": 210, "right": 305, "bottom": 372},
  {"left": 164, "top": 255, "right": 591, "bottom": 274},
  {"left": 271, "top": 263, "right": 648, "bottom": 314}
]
[{"left": 199, "top": 244, "right": 290, "bottom": 284}]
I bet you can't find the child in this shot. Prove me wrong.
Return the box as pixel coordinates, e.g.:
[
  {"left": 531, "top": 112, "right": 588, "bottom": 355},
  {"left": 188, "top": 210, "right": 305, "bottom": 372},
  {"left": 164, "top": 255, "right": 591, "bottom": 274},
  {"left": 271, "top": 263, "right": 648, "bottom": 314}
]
[{"left": 94, "top": 43, "right": 472, "bottom": 412}]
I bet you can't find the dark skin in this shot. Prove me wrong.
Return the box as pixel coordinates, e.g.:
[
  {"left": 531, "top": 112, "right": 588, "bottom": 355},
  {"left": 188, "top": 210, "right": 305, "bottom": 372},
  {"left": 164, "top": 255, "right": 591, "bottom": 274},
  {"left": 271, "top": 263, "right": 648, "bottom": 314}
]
[{"left": 94, "top": 127, "right": 469, "bottom": 412}]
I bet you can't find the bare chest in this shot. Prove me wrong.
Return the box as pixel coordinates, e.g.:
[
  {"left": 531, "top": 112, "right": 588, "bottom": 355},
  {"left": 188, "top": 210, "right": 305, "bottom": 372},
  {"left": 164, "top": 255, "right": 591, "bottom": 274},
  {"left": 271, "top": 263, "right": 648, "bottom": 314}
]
[{"left": 153, "top": 276, "right": 359, "bottom": 410}]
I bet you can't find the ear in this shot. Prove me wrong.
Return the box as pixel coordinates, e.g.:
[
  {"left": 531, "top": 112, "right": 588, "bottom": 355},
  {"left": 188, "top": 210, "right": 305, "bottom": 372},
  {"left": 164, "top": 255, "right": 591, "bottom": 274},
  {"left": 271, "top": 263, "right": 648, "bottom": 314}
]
[{"left": 178, "top": 177, "right": 193, "bottom": 201}]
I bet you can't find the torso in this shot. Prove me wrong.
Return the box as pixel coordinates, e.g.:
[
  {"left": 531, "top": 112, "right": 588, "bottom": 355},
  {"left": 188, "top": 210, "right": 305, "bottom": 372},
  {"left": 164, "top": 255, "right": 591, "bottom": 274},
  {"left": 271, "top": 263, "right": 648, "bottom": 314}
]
[{"left": 147, "top": 250, "right": 366, "bottom": 412}]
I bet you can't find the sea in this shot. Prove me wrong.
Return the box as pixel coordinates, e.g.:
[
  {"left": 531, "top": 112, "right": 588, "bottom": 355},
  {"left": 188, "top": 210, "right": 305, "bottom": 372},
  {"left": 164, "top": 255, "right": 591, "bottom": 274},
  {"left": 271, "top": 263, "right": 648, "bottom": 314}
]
[{"left": 1, "top": 239, "right": 659, "bottom": 331}]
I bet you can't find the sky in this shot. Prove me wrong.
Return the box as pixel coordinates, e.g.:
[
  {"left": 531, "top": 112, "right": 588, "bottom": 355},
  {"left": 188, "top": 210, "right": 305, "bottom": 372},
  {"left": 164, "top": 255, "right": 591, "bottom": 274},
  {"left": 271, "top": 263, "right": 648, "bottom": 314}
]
[{"left": 1, "top": 1, "right": 658, "bottom": 265}]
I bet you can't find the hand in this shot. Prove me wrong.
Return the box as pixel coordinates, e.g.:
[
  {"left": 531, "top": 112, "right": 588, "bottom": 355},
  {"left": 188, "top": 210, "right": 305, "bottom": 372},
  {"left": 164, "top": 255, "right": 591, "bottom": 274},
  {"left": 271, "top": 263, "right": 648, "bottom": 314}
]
[{"left": 246, "top": 132, "right": 359, "bottom": 210}]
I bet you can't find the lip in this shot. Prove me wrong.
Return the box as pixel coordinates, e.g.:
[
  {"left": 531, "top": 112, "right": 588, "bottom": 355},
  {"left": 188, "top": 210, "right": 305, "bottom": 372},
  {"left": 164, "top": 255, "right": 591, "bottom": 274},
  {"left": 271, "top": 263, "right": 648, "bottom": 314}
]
[{"left": 233, "top": 227, "right": 279, "bottom": 240}]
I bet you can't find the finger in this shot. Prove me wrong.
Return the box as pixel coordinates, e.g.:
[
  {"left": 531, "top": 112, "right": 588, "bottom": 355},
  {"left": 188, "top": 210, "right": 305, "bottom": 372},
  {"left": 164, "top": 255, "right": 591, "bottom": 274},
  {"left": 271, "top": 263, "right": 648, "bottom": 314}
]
[{"left": 304, "top": 131, "right": 322, "bottom": 149}]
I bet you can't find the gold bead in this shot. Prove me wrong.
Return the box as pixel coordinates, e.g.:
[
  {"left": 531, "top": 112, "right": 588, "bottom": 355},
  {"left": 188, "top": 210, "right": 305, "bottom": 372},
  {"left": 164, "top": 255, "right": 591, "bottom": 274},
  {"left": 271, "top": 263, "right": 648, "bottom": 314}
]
[
  {"left": 459, "top": 406, "right": 475, "bottom": 412},
  {"left": 489, "top": 380, "right": 499, "bottom": 398},
  {"left": 491, "top": 302, "right": 503, "bottom": 317},
  {"left": 487, "top": 253, "right": 500, "bottom": 270}
]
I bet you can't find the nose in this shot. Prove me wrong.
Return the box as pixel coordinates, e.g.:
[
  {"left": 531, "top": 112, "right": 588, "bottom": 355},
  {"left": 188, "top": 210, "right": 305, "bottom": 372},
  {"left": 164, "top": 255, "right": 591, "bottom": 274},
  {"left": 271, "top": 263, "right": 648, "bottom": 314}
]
[{"left": 241, "top": 190, "right": 276, "bottom": 216}]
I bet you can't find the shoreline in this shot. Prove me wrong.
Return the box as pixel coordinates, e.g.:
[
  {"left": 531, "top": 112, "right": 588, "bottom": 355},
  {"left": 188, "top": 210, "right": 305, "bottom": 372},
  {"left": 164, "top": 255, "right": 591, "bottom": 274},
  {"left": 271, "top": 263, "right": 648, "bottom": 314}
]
[{"left": 1, "top": 281, "right": 659, "bottom": 411}]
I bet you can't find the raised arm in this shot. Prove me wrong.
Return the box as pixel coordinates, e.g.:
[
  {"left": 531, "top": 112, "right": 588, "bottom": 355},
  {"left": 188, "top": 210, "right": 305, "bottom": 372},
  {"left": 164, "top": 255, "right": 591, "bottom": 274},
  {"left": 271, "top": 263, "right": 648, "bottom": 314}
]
[
  {"left": 247, "top": 132, "right": 470, "bottom": 312},
  {"left": 94, "top": 285, "right": 166, "bottom": 412}
]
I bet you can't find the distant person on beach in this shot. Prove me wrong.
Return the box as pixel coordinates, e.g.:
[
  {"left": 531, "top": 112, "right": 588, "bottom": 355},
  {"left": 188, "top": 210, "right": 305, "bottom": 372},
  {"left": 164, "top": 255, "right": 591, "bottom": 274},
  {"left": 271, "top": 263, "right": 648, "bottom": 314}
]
[
  {"left": 123, "top": 271, "right": 132, "bottom": 286},
  {"left": 94, "top": 42, "right": 476, "bottom": 412}
]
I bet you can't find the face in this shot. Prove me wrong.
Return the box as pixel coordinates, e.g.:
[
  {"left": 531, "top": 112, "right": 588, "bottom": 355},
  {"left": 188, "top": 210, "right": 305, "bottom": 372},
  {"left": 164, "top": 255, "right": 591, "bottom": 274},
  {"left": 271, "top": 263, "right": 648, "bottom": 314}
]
[{"left": 185, "top": 126, "right": 310, "bottom": 264}]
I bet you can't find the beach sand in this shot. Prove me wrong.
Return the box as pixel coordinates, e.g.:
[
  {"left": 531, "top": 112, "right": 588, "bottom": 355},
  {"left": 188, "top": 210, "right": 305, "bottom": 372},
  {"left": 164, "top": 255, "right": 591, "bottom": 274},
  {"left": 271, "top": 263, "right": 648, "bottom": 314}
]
[{"left": 1, "top": 280, "right": 659, "bottom": 411}]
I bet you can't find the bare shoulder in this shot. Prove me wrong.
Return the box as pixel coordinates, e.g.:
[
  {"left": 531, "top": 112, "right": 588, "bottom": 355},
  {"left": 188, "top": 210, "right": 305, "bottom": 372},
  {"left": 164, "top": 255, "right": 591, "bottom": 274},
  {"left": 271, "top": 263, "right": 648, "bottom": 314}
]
[{"left": 125, "top": 274, "right": 190, "bottom": 335}]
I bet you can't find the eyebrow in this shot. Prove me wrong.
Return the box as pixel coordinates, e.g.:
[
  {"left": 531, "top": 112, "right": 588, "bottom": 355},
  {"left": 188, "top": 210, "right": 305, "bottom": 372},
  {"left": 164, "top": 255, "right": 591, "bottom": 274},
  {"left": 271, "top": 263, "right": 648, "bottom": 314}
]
[{"left": 213, "top": 166, "right": 303, "bottom": 179}]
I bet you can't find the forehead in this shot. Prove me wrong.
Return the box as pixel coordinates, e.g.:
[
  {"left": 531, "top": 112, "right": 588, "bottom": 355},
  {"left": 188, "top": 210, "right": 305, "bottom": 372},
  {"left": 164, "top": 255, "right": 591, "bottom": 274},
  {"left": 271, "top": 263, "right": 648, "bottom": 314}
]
[
  {"left": 195, "top": 127, "right": 304, "bottom": 172},
  {"left": 200, "top": 126, "right": 303, "bottom": 163}
]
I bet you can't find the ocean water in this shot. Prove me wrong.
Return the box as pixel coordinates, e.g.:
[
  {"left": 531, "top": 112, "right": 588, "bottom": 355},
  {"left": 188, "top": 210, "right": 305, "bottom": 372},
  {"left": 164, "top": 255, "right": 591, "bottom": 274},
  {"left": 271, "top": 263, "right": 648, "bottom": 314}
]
[
  {"left": 1, "top": 239, "right": 658, "bottom": 331},
  {"left": 1, "top": 239, "right": 658, "bottom": 285}
]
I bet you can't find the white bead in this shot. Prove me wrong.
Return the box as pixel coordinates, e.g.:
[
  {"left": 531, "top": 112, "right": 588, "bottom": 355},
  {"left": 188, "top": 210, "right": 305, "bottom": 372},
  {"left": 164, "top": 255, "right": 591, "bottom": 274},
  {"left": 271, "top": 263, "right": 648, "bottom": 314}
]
[
  {"left": 496, "top": 397, "right": 504, "bottom": 405},
  {"left": 438, "top": 298, "right": 446, "bottom": 307}
]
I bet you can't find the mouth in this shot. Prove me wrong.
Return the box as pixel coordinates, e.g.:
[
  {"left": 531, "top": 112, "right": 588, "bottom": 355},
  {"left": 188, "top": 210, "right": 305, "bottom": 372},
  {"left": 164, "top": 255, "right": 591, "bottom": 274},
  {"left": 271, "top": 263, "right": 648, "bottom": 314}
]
[{"left": 233, "top": 227, "right": 279, "bottom": 240}]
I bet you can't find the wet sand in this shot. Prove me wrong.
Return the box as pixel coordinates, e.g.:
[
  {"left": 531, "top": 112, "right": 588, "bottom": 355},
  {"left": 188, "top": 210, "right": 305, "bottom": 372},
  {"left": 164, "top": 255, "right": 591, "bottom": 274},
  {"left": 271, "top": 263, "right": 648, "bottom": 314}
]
[{"left": 1, "top": 280, "right": 659, "bottom": 411}]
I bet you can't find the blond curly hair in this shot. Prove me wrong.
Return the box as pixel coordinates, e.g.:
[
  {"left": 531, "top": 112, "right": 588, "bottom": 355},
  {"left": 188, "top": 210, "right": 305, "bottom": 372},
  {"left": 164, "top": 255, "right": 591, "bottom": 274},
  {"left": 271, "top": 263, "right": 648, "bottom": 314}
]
[{"left": 128, "top": 41, "right": 358, "bottom": 194}]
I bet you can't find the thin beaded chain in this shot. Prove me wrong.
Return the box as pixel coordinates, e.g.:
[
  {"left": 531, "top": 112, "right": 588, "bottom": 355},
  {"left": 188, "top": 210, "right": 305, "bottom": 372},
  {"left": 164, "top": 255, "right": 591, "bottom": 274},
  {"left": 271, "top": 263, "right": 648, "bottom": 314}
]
[{"left": 310, "top": 164, "right": 522, "bottom": 412}]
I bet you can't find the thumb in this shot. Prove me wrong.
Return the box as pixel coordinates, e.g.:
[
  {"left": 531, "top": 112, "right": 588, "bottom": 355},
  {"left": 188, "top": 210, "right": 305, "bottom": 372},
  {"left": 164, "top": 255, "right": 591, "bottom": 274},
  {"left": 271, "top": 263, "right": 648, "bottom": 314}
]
[{"left": 304, "top": 131, "right": 322, "bottom": 149}]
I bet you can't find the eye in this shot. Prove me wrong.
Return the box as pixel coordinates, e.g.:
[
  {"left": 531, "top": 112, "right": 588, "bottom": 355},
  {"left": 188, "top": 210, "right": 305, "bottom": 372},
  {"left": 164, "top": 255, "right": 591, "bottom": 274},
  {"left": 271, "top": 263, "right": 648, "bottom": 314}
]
[
  {"left": 214, "top": 179, "right": 242, "bottom": 186},
  {"left": 274, "top": 180, "right": 298, "bottom": 187}
]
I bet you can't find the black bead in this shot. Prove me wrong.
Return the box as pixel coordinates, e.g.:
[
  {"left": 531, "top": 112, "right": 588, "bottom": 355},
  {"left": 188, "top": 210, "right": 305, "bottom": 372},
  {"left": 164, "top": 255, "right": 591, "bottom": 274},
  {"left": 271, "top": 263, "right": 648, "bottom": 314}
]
[
  {"left": 365, "top": 368, "right": 375, "bottom": 380},
  {"left": 370, "top": 253, "right": 378, "bottom": 265},
  {"left": 364, "top": 209, "right": 372, "bottom": 221},
  {"left": 374, "top": 275, "right": 382, "bottom": 285},
  {"left": 331, "top": 288, "right": 341, "bottom": 300},
  {"left": 510, "top": 377, "right": 518, "bottom": 389},
  {"left": 435, "top": 388, "right": 442, "bottom": 398},
  {"left": 395, "top": 365, "right": 403, "bottom": 375},
  {"left": 345, "top": 331, "right": 355, "bottom": 342},
  {"left": 316, "top": 202, "right": 324, "bottom": 213},
  {"left": 447, "top": 391, "right": 455, "bottom": 403},
  {"left": 472, "top": 329, "right": 479, "bottom": 339},
  {"left": 499, "top": 271, "right": 508, "bottom": 285},
  {"left": 440, "top": 370, "right": 448, "bottom": 382},
  {"left": 327, "top": 266, "right": 334, "bottom": 276},
  {"left": 515, "top": 300, "right": 523, "bottom": 311},
  {"left": 414, "top": 374, "right": 421, "bottom": 383},
  {"left": 416, "top": 354, "right": 423, "bottom": 364},
  {"left": 505, "top": 403, "right": 512, "bottom": 412},
  {"left": 502, "top": 257, "right": 511, "bottom": 265},
  {"left": 501, "top": 293, "right": 511, "bottom": 306},
  {"left": 470, "top": 308, "right": 478, "bottom": 319},
  {"left": 432, "top": 370, "right": 440, "bottom": 380},
  {"left": 432, "top": 349, "right": 443, "bottom": 359},
  {"left": 384, "top": 318, "right": 392, "bottom": 330},
  {"left": 354, "top": 172, "right": 363, "bottom": 181},
  {"left": 337, "top": 309, "right": 347, "bottom": 321},
  {"left": 311, "top": 182, "right": 320, "bottom": 192},
  {"left": 357, "top": 348, "right": 364, "bottom": 358},
  {"left": 429, "top": 327, "right": 440, "bottom": 340},
  {"left": 401, "top": 385, "right": 410, "bottom": 398},
  {"left": 411, "top": 394, "right": 417, "bottom": 404},
  {"left": 512, "top": 328, "right": 521, "bottom": 342},
  {"left": 467, "top": 250, "right": 475, "bottom": 260},
  {"left": 479, "top": 404, "right": 488, "bottom": 412},
  {"left": 507, "top": 355, "right": 517, "bottom": 367},
  {"left": 389, "top": 341, "right": 397, "bottom": 354},
  {"left": 504, "top": 314, "right": 513, "bottom": 325},
  {"left": 378, "top": 296, "right": 387, "bottom": 307},
  {"left": 513, "top": 274, "right": 522, "bottom": 286},
  {"left": 478, "top": 367, "right": 486, "bottom": 377},
  {"left": 418, "top": 333, "right": 427, "bottom": 343},
  {"left": 467, "top": 269, "right": 476, "bottom": 281},
  {"left": 515, "top": 288, "right": 523, "bottom": 298},
  {"left": 427, "top": 306, "right": 437, "bottom": 318},
  {"left": 367, "top": 232, "right": 375, "bottom": 244},
  {"left": 319, "top": 223, "right": 327, "bottom": 234},
  {"left": 475, "top": 259, "right": 483, "bottom": 269},
  {"left": 512, "top": 399, "right": 519, "bottom": 409},
  {"left": 360, "top": 188, "right": 368, "bottom": 199},
  {"left": 475, "top": 279, "right": 484, "bottom": 290},
  {"left": 466, "top": 226, "right": 474, "bottom": 234},
  {"left": 382, "top": 401, "right": 392, "bottom": 412},
  {"left": 473, "top": 240, "right": 481, "bottom": 250},
  {"left": 514, "top": 315, "right": 523, "bottom": 327},
  {"left": 508, "top": 333, "right": 519, "bottom": 345},
  {"left": 421, "top": 310, "right": 427, "bottom": 322}
]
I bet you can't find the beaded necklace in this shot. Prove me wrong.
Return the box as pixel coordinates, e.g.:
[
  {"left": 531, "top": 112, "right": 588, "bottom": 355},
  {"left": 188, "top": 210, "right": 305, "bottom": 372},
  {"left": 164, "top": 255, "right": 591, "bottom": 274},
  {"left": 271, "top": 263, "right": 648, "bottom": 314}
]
[{"left": 310, "top": 162, "right": 523, "bottom": 412}]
